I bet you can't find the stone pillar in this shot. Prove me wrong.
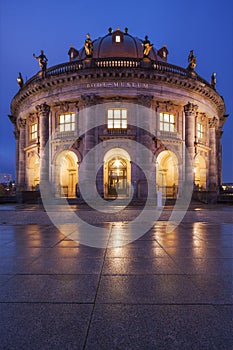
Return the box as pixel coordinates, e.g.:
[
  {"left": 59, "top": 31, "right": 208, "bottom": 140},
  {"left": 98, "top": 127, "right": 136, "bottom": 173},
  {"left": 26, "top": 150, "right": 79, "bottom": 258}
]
[
  {"left": 216, "top": 128, "right": 223, "bottom": 188},
  {"left": 184, "top": 102, "right": 198, "bottom": 184},
  {"left": 8, "top": 115, "right": 19, "bottom": 186},
  {"left": 36, "top": 103, "right": 50, "bottom": 184},
  {"left": 208, "top": 117, "right": 218, "bottom": 191},
  {"left": 137, "top": 95, "right": 155, "bottom": 200},
  {"left": 18, "top": 118, "right": 26, "bottom": 190},
  {"left": 80, "top": 95, "right": 97, "bottom": 200},
  {"left": 14, "top": 129, "right": 20, "bottom": 188}
]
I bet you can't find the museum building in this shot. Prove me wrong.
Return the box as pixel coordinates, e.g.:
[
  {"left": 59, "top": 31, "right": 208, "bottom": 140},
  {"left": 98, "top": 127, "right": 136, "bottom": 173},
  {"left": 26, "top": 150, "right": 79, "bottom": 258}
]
[{"left": 9, "top": 28, "right": 227, "bottom": 202}]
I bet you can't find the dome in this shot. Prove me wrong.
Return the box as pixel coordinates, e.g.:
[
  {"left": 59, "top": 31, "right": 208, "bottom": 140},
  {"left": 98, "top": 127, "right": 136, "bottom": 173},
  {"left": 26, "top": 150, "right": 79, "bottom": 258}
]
[{"left": 77, "top": 29, "right": 165, "bottom": 61}]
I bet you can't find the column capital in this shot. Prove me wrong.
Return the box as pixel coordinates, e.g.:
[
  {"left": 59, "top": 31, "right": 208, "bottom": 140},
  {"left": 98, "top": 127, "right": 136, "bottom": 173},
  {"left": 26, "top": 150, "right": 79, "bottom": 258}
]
[
  {"left": 36, "top": 102, "right": 50, "bottom": 116},
  {"left": 209, "top": 116, "right": 218, "bottom": 128},
  {"left": 184, "top": 102, "right": 198, "bottom": 115},
  {"left": 18, "top": 118, "right": 26, "bottom": 128}
]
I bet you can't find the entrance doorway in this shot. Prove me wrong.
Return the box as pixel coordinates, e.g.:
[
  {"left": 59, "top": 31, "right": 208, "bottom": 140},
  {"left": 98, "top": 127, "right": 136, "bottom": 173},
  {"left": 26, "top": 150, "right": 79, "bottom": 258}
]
[
  {"left": 108, "top": 158, "right": 127, "bottom": 196},
  {"left": 55, "top": 150, "right": 78, "bottom": 197},
  {"left": 156, "top": 150, "right": 179, "bottom": 198},
  {"left": 27, "top": 154, "right": 40, "bottom": 190},
  {"left": 194, "top": 155, "right": 206, "bottom": 189},
  {"left": 103, "top": 148, "right": 131, "bottom": 198}
]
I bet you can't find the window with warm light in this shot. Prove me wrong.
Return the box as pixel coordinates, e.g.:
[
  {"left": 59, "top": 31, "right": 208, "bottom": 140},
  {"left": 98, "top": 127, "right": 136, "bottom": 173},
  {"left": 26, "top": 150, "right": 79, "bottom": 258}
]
[
  {"left": 197, "top": 123, "right": 204, "bottom": 140},
  {"left": 160, "top": 113, "right": 176, "bottom": 132},
  {"left": 115, "top": 35, "right": 121, "bottom": 43},
  {"left": 58, "top": 113, "right": 75, "bottom": 132},
  {"left": 30, "top": 123, "right": 38, "bottom": 140},
  {"left": 107, "top": 109, "right": 127, "bottom": 129}
]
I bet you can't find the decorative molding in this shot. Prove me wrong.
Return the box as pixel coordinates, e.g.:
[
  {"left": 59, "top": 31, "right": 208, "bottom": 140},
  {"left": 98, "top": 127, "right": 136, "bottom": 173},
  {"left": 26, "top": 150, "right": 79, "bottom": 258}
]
[
  {"left": 81, "top": 94, "right": 99, "bottom": 107},
  {"left": 59, "top": 101, "right": 69, "bottom": 113},
  {"left": 209, "top": 116, "right": 218, "bottom": 128},
  {"left": 184, "top": 102, "right": 198, "bottom": 115},
  {"left": 18, "top": 118, "right": 27, "bottom": 128},
  {"left": 137, "top": 95, "right": 153, "bottom": 108},
  {"left": 28, "top": 113, "right": 36, "bottom": 124},
  {"left": 11, "top": 71, "right": 225, "bottom": 117},
  {"left": 36, "top": 102, "right": 50, "bottom": 116}
]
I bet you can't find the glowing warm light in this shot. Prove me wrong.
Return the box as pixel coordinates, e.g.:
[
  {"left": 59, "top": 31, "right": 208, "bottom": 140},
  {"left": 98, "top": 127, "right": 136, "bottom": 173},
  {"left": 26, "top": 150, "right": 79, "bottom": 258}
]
[{"left": 113, "top": 159, "right": 121, "bottom": 167}]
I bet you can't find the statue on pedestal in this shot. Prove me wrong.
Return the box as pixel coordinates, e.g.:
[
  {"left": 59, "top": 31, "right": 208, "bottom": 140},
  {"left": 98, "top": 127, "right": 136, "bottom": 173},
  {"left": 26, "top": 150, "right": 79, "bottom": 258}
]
[
  {"left": 142, "top": 35, "right": 153, "bottom": 57},
  {"left": 84, "top": 34, "right": 93, "bottom": 58},
  {"left": 188, "top": 50, "right": 197, "bottom": 70},
  {"left": 33, "top": 50, "right": 48, "bottom": 71},
  {"left": 211, "top": 72, "right": 216, "bottom": 89},
  {"left": 17, "top": 72, "right": 24, "bottom": 88}
]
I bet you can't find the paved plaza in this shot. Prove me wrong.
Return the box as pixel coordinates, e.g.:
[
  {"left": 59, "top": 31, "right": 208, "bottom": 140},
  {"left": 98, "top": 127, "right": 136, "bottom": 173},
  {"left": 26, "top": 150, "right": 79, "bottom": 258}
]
[{"left": 0, "top": 203, "right": 232, "bottom": 349}]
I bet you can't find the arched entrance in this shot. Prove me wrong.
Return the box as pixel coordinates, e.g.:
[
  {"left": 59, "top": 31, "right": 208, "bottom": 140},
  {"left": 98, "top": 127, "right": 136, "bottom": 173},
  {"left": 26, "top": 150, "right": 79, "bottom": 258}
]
[
  {"left": 156, "top": 150, "right": 178, "bottom": 198},
  {"left": 103, "top": 148, "right": 131, "bottom": 198},
  {"left": 194, "top": 155, "right": 206, "bottom": 189},
  {"left": 55, "top": 150, "right": 78, "bottom": 197},
  {"left": 27, "top": 154, "right": 40, "bottom": 190}
]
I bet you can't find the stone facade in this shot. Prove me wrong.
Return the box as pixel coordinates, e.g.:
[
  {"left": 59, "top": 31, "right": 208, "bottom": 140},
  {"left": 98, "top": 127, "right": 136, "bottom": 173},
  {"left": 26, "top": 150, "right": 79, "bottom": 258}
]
[{"left": 9, "top": 29, "right": 227, "bottom": 203}]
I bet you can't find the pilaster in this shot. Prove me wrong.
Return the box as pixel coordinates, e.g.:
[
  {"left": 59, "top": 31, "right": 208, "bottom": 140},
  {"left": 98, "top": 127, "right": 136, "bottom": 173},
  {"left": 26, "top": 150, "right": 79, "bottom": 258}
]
[
  {"left": 36, "top": 103, "right": 50, "bottom": 183},
  {"left": 18, "top": 118, "right": 26, "bottom": 190},
  {"left": 208, "top": 117, "right": 218, "bottom": 191},
  {"left": 184, "top": 102, "right": 198, "bottom": 184}
]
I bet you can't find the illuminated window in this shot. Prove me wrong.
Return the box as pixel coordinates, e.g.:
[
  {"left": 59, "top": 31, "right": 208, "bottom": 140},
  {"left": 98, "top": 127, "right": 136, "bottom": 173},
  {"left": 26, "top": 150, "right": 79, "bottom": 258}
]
[
  {"left": 160, "top": 113, "right": 176, "bottom": 132},
  {"left": 197, "top": 123, "right": 204, "bottom": 139},
  {"left": 30, "top": 123, "right": 38, "bottom": 140},
  {"left": 59, "top": 113, "right": 75, "bottom": 132},
  {"left": 107, "top": 109, "right": 127, "bottom": 129},
  {"left": 115, "top": 35, "right": 121, "bottom": 43}
]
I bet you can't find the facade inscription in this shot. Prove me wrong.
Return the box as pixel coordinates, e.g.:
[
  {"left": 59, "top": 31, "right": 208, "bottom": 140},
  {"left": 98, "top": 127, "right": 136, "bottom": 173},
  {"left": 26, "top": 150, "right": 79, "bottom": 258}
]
[{"left": 86, "top": 82, "right": 149, "bottom": 89}]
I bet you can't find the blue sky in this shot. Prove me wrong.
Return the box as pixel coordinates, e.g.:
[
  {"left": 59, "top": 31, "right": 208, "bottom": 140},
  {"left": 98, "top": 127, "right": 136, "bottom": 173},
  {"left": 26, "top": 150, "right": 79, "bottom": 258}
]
[{"left": 0, "top": 0, "right": 232, "bottom": 181}]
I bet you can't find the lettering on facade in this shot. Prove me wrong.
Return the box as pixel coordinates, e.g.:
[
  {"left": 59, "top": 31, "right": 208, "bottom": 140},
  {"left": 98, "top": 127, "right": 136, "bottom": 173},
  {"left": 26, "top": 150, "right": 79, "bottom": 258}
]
[{"left": 86, "top": 82, "right": 149, "bottom": 89}]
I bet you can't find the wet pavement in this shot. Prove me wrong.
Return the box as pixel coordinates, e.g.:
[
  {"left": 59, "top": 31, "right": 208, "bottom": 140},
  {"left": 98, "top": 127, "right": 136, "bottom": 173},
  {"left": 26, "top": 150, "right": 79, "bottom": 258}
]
[{"left": 0, "top": 203, "right": 232, "bottom": 349}]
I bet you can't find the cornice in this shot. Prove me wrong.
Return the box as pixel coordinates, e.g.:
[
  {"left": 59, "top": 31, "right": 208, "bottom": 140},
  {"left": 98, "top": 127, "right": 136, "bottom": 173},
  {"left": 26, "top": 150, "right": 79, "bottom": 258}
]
[{"left": 11, "top": 67, "right": 225, "bottom": 117}]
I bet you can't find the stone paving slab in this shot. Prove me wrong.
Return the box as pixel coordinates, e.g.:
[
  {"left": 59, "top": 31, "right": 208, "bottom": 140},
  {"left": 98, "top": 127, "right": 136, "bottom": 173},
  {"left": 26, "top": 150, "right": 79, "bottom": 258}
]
[
  {"left": 85, "top": 304, "right": 233, "bottom": 350},
  {"left": 0, "top": 303, "right": 92, "bottom": 350},
  {"left": 0, "top": 204, "right": 232, "bottom": 349}
]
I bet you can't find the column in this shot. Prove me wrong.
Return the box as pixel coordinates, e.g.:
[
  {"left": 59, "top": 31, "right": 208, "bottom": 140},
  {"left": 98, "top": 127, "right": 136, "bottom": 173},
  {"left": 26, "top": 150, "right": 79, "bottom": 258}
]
[
  {"left": 216, "top": 128, "right": 223, "bottom": 188},
  {"left": 208, "top": 118, "right": 218, "bottom": 191},
  {"left": 80, "top": 96, "right": 97, "bottom": 200},
  {"left": 14, "top": 129, "right": 20, "bottom": 188},
  {"left": 18, "top": 118, "right": 26, "bottom": 190},
  {"left": 184, "top": 102, "right": 198, "bottom": 184},
  {"left": 36, "top": 103, "right": 50, "bottom": 183},
  {"left": 8, "top": 115, "right": 19, "bottom": 187}
]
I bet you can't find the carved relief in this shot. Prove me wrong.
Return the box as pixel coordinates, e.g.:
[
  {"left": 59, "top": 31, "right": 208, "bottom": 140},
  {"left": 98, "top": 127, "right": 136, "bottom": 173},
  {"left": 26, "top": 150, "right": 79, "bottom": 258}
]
[
  {"left": 28, "top": 113, "right": 36, "bottom": 124},
  {"left": 81, "top": 94, "right": 99, "bottom": 107},
  {"left": 209, "top": 116, "right": 218, "bottom": 128},
  {"left": 184, "top": 102, "right": 198, "bottom": 114},
  {"left": 36, "top": 102, "right": 50, "bottom": 116},
  {"left": 59, "top": 101, "right": 69, "bottom": 113},
  {"left": 137, "top": 95, "right": 153, "bottom": 108},
  {"left": 18, "top": 118, "right": 27, "bottom": 128}
]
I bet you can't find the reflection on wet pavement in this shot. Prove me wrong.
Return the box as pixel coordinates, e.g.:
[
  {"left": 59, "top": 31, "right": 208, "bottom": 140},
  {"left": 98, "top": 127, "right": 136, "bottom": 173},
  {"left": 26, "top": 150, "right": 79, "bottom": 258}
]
[{"left": 0, "top": 206, "right": 232, "bottom": 349}]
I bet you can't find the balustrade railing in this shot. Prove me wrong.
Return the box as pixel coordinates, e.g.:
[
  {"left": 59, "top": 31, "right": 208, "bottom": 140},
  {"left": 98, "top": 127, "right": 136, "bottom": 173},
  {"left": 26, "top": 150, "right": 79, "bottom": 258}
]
[{"left": 22, "top": 57, "right": 213, "bottom": 90}]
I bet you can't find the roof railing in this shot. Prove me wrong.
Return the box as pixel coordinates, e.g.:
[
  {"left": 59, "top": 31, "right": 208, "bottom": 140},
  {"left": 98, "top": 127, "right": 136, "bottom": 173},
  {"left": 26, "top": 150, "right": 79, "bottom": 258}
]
[{"left": 22, "top": 57, "right": 213, "bottom": 90}]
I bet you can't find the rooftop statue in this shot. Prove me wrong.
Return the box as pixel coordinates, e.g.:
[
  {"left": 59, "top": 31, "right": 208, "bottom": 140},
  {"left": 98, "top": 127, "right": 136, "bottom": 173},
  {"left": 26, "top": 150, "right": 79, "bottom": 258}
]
[
  {"left": 33, "top": 50, "right": 48, "bottom": 71},
  {"left": 17, "top": 72, "right": 24, "bottom": 88},
  {"left": 142, "top": 35, "right": 153, "bottom": 57},
  {"left": 84, "top": 34, "right": 93, "bottom": 58},
  {"left": 211, "top": 72, "right": 217, "bottom": 89},
  {"left": 188, "top": 50, "right": 197, "bottom": 70}
]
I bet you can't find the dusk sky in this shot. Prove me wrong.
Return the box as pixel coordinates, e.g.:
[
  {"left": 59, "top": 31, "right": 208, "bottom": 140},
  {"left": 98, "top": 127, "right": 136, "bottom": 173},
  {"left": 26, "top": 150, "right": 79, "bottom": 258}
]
[{"left": 0, "top": 0, "right": 232, "bottom": 181}]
